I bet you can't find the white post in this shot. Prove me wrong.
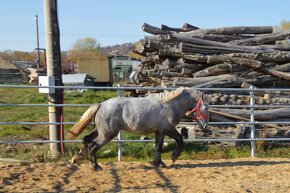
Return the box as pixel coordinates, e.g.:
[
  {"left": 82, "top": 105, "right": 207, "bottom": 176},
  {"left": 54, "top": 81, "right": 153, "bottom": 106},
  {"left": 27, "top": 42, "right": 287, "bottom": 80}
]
[
  {"left": 117, "top": 84, "right": 123, "bottom": 161},
  {"left": 44, "top": 0, "right": 62, "bottom": 158},
  {"left": 249, "top": 86, "right": 255, "bottom": 158}
]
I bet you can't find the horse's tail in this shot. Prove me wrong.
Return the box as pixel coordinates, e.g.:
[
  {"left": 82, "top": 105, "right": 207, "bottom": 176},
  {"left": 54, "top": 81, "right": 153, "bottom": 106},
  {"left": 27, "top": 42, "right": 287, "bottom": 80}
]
[{"left": 66, "top": 104, "right": 100, "bottom": 140}]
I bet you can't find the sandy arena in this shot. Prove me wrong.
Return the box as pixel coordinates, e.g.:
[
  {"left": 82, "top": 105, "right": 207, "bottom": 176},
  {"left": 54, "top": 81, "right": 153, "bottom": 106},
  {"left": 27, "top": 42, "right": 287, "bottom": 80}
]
[{"left": 0, "top": 158, "right": 290, "bottom": 193}]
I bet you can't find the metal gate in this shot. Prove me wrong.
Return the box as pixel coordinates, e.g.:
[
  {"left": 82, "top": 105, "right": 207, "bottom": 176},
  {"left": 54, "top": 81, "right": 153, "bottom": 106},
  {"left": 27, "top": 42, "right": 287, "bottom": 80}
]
[{"left": 0, "top": 84, "right": 290, "bottom": 161}]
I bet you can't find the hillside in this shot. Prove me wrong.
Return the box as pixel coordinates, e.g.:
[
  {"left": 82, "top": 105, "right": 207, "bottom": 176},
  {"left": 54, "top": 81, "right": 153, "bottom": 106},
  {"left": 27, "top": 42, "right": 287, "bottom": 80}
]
[{"left": 101, "top": 42, "right": 135, "bottom": 55}]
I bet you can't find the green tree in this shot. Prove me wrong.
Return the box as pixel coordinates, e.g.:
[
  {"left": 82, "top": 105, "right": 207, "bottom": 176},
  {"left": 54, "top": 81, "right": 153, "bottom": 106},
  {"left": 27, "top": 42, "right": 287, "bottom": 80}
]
[
  {"left": 68, "top": 37, "right": 101, "bottom": 63},
  {"left": 280, "top": 20, "right": 290, "bottom": 31}
]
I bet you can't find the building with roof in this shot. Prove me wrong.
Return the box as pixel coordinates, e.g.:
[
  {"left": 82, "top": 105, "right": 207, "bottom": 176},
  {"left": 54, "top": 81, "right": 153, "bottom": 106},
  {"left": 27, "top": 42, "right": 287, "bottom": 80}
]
[
  {"left": 77, "top": 54, "right": 113, "bottom": 86},
  {"left": 62, "top": 73, "right": 95, "bottom": 92},
  {"left": 110, "top": 55, "right": 141, "bottom": 81},
  {"left": 0, "top": 58, "right": 29, "bottom": 83}
]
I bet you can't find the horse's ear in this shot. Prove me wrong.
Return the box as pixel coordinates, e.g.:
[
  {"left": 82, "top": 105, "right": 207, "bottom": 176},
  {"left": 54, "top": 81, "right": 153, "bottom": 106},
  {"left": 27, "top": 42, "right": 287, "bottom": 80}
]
[
  {"left": 201, "top": 92, "right": 209, "bottom": 103},
  {"left": 201, "top": 92, "right": 205, "bottom": 99}
]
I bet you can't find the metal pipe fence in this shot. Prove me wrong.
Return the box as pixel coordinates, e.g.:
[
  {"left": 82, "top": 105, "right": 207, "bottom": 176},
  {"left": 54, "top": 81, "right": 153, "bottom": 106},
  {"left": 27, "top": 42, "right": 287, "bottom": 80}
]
[{"left": 0, "top": 84, "right": 290, "bottom": 160}]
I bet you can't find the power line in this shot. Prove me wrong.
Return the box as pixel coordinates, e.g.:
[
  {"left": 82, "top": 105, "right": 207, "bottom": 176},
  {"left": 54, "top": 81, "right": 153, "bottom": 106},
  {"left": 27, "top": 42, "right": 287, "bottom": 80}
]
[{"left": 0, "top": 28, "right": 142, "bottom": 37}]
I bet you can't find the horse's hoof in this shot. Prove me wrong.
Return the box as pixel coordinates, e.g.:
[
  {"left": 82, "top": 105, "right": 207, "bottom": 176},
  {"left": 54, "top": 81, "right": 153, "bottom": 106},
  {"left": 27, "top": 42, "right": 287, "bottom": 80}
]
[
  {"left": 171, "top": 155, "right": 177, "bottom": 163},
  {"left": 71, "top": 155, "right": 81, "bottom": 165},
  {"left": 90, "top": 165, "right": 103, "bottom": 171},
  {"left": 151, "top": 161, "right": 167, "bottom": 168},
  {"left": 160, "top": 161, "right": 167, "bottom": 168}
]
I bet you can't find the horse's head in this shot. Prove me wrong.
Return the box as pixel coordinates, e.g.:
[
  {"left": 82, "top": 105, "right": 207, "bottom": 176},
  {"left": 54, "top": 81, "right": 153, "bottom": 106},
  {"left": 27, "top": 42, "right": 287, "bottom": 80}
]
[{"left": 185, "top": 91, "right": 209, "bottom": 129}]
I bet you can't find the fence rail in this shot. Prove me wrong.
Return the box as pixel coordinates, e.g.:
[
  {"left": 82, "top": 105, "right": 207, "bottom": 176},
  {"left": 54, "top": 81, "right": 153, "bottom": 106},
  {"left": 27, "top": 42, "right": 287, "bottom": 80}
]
[{"left": 0, "top": 84, "right": 290, "bottom": 160}]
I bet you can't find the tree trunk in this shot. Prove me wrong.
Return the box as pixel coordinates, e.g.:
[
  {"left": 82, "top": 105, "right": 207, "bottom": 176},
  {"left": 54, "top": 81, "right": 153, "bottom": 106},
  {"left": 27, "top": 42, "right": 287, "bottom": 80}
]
[
  {"left": 174, "top": 63, "right": 203, "bottom": 72},
  {"left": 173, "top": 74, "right": 236, "bottom": 87},
  {"left": 166, "top": 34, "right": 265, "bottom": 53},
  {"left": 258, "top": 67, "right": 290, "bottom": 80},
  {"left": 193, "top": 63, "right": 233, "bottom": 77},
  {"left": 160, "top": 71, "right": 185, "bottom": 77},
  {"left": 182, "top": 23, "right": 199, "bottom": 31},
  {"left": 181, "top": 68, "right": 194, "bottom": 75},
  {"left": 182, "top": 53, "right": 209, "bottom": 63},
  {"left": 241, "top": 82, "right": 274, "bottom": 97},
  {"left": 207, "top": 55, "right": 262, "bottom": 68},
  {"left": 230, "top": 29, "right": 290, "bottom": 45},
  {"left": 179, "top": 42, "right": 263, "bottom": 55},
  {"left": 228, "top": 52, "right": 290, "bottom": 63},
  {"left": 162, "top": 59, "right": 178, "bottom": 68},
  {"left": 142, "top": 23, "right": 170, "bottom": 35},
  {"left": 213, "top": 108, "right": 290, "bottom": 120},
  {"left": 161, "top": 24, "right": 185, "bottom": 33},
  {"left": 183, "top": 26, "right": 273, "bottom": 35}
]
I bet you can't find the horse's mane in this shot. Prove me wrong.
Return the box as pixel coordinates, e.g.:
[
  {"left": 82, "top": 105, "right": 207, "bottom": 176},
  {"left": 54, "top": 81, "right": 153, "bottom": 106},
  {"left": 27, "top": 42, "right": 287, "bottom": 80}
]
[{"left": 154, "top": 87, "right": 187, "bottom": 103}]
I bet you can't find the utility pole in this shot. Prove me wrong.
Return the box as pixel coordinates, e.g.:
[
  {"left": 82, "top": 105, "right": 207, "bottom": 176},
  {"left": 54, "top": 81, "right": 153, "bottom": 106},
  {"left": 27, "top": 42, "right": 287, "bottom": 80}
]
[
  {"left": 43, "top": 0, "right": 63, "bottom": 158},
  {"left": 35, "top": 14, "right": 40, "bottom": 68}
]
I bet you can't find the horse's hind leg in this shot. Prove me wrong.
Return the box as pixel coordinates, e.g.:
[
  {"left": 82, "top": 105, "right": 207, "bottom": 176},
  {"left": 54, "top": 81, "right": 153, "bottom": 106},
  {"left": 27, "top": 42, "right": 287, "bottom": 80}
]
[
  {"left": 165, "top": 129, "right": 184, "bottom": 163},
  {"left": 71, "top": 131, "right": 98, "bottom": 165},
  {"left": 87, "top": 141, "right": 102, "bottom": 170},
  {"left": 152, "top": 131, "right": 166, "bottom": 167},
  {"left": 88, "top": 131, "right": 119, "bottom": 171}
]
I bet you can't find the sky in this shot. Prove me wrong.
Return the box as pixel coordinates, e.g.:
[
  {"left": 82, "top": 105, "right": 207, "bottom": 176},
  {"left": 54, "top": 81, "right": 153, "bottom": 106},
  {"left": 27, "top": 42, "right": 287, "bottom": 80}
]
[{"left": 0, "top": 0, "right": 289, "bottom": 52}]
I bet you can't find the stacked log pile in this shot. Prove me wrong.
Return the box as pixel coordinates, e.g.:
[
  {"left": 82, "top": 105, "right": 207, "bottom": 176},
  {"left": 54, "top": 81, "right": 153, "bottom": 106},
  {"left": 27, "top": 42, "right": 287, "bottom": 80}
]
[
  {"left": 130, "top": 23, "right": 290, "bottom": 142},
  {"left": 133, "top": 23, "right": 290, "bottom": 89}
]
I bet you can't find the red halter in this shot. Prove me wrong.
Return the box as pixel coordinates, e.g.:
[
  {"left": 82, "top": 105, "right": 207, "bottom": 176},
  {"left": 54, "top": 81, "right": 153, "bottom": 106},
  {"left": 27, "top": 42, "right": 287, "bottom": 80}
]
[{"left": 186, "top": 97, "right": 208, "bottom": 120}]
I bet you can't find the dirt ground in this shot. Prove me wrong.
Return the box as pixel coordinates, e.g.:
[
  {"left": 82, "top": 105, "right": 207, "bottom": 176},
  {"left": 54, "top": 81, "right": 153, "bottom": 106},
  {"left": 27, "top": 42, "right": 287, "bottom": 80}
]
[{"left": 0, "top": 158, "right": 290, "bottom": 193}]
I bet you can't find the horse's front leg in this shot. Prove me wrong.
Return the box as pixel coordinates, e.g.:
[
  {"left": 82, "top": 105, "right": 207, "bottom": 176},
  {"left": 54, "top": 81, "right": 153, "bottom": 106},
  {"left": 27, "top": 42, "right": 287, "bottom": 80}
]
[
  {"left": 165, "top": 129, "right": 184, "bottom": 163},
  {"left": 152, "top": 131, "right": 166, "bottom": 167}
]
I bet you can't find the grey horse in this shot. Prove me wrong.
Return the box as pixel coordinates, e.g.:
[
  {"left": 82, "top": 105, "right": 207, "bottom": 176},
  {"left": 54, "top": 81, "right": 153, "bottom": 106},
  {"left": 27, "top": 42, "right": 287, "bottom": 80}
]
[{"left": 68, "top": 87, "right": 209, "bottom": 170}]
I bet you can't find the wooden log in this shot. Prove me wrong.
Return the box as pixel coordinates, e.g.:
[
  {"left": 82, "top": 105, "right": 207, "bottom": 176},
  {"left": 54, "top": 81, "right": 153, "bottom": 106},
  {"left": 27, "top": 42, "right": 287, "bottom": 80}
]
[
  {"left": 147, "top": 69, "right": 161, "bottom": 78},
  {"left": 241, "top": 82, "right": 274, "bottom": 98},
  {"left": 210, "top": 113, "right": 236, "bottom": 123},
  {"left": 193, "top": 63, "right": 232, "bottom": 77},
  {"left": 207, "top": 55, "right": 262, "bottom": 68},
  {"left": 161, "top": 24, "right": 185, "bottom": 33},
  {"left": 179, "top": 42, "right": 260, "bottom": 54},
  {"left": 160, "top": 71, "right": 185, "bottom": 77},
  {"left": 142, "top": 23, "right": 170, "bottom": 35},
  {"left": 181, "top": 68, "right": 194, "bottom": 75},
  {"left": 182, "top": 23, "right": 199, "bottom": 31},
  {"left": 217, "top": 57, "right": 290, "bottom": 81},
  {"left": 256, "top": 44, "right": 290, "bottom": 51},
  {"left": 240, "top": 75, "right": 280, "bottom": 87},
  {"left": 167, "top": 69, "right": 179, "bottom": 72},
  {"left": 161, "top": 79, "right": 174, "bottom": 87},
  {"left": 165, "top": 34, "right": 264, "bottom": 53},
  {"left": 134, "top": 42, "right": 158, "bottom": 54},
  {"left": 183, "top": 34, "right": 257, "bottom": 43},
  {"left": 228, "top": 52, "right": 290, "bottom": 63},
  {"left": 162, "top": 59, "right": 178, "bottom": 68},
  {"left": 258, "top": 67, "right": 290, "bottom": 80},
  {"left": 191, "top": 79, "right": 237, "bottom": 88},
  {"left": 144, "top": 35, "right": 163, "bottom": 45},
  {"left": 182, "top": 54, "right": 208, "bottom": 63},
  {"left": 183, "top": 26, "right": 273, "bottom": 35},
  {"left": 146, "top": 52, "right": 172, "bottom": 62},
  {"left": 230, "top": 29, "right": 290, "bottom": 45},
  {"left": 141, "top": 55, "right": 160, "bottom": 65},
  {"left": 273, "top": 62, "right": 290, "bottom": 71},
  {"left": 209, "top": 109, "right": 284, "bottom": 129},
  {"left": 173, "top": 74, "right": 236, "bottom": 87},
  {"left": 213, "top": 108, "right": 290, "bottom": 120},
  {"left": 155, "top": 63, "right": 169, "bottom": 71},
  {"left": 207, "top": 55, "right": 290, "bottom": 80},
  {"left": 174, "top": 63, "right": 203, "bottom": 72}
]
